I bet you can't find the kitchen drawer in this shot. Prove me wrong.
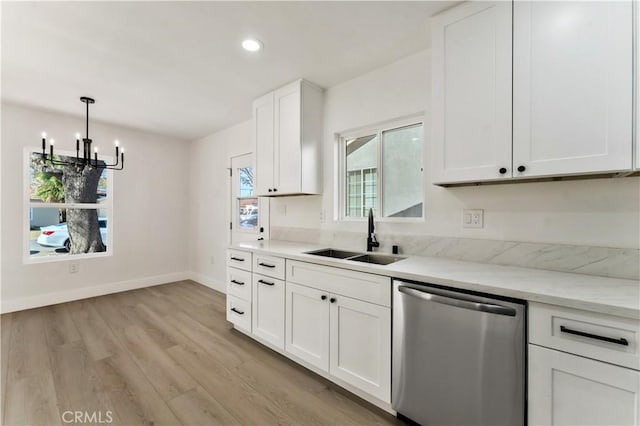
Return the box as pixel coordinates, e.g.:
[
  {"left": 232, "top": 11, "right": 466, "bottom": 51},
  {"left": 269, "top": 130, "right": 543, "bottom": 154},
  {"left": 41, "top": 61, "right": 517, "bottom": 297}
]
[
  {"left": 226, "top": 267, "right": 251, "bottom": 301},
  {"left": 286, "top": 260, "right": 391, "bottom": 307},
  {"left": 253, "top": 254, "right": 285, "bottom": 280},
  {"left": 226, "top": 295, "right": 251, "bottom": 333},
  {"left": 227, "top": 249, "right": 252, "bottom": 272},
  {"left": 529, "top": 302, "right": 640, "bottom": 370}
]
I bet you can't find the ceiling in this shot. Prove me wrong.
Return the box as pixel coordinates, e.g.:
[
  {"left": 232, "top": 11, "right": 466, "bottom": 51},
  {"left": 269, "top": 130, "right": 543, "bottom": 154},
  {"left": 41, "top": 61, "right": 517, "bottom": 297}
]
[{"left": 2, "top": 1, "right": 457, "bottom": 141}]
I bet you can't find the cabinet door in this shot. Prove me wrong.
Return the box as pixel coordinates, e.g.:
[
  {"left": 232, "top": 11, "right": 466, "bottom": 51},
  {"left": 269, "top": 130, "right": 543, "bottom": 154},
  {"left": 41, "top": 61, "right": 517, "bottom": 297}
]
[
  {"left": 274, "top": 81, "right": 302, "bottom": 194},
  {"left": 513, "top": 1, "right": 633, "bottom": 177},
  {"left": 254, "top": 92, "right": 275, "bottom": 196},
  {"left": 431, "top": 1, "right": 513, "bottom": 184},
  {"left": 329, "top": 295, "right": 391, "bottom": 402},
  {"left": 285, "top": 282, "right": 329, "bottom": 371},
  {"left": 529, "top": 344, "right": 640, "bottom": 426},
  {"left": 252, "top": 274, "right": 285, "bottom": 350}
]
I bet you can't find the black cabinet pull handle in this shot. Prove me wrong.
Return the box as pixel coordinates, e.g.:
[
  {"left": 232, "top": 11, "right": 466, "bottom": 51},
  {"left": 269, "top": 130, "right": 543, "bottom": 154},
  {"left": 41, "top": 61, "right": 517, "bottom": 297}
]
[
  {"left": 330, "top": 297, "right": 336, "bottom": 303},
  {"left": 230, "top": 279, "right": 245, "bottom": 286},
  {"left": 258, "top": 262, "right": 276, "bottom": 268},
  {"left": 230, "top": 257, "right": 244, "bottom": 262},
  {"left": 517, "top": 165, "right": 526, "bottom": 173},
  {"left": 268, "top": 188, "right": 273, "bottom": 192},
  {"left": 560, "top": 325, "right": 629, "bottom": 346},
  {"left": 499, "top": 167, "right": 507, "bottom": 174},
  {"left": 230, "top": 307, "right": 244, "bottom": 315},
  {"left": 258, "top": 279, "right": 274, "bottom": 286},
  {"left": 321, "top": 295, "right": 327, "bottom": 301}
]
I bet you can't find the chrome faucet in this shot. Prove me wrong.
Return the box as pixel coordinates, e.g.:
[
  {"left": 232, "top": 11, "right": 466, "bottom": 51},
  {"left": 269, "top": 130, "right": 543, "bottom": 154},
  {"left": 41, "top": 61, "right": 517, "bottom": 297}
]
[{"left": 367, "top": 208, "right": 380, "bottom": 252}]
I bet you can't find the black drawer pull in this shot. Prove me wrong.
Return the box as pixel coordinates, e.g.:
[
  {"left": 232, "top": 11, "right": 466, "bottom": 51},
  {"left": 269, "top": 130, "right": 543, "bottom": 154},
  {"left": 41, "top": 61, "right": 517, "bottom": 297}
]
[
  {"left": 231, "top": 307, "right": 244, "bottom": 315},
  {"left": 258, "top": 262, "right": 276, "bottom": 268},
  {"left": 560, "top": 325, "right": 629, "bottom": 346},
  {"left": 258, "top": 279, "right": 275, "bottom": 286},
  {"left": 230, "top": 279, "right": 245, "bottom": 286},
  {"left": 230, "top": 257, "right": 245, "bottom": 262}
]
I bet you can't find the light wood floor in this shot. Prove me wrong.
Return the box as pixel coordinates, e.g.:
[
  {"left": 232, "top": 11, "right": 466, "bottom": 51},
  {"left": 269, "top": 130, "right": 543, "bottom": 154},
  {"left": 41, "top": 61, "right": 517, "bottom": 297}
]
[{"left": 1, "top": 281, "right": 399, "bottom": 426}]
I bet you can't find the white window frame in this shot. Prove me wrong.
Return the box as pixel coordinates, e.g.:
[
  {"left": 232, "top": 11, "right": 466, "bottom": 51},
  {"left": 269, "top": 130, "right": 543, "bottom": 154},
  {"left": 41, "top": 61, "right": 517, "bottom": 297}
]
[
  {"left": 23, "top": 147, "right": 114, "bottom": 264},
  {"left": 337, "top": 115, "right": 425, "bottom": 223}
]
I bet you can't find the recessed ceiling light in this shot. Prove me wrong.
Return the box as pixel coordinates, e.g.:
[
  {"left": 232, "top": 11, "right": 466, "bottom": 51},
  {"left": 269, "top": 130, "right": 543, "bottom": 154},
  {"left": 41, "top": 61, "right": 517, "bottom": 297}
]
[{"left": 242, "top": 39, "right": 263, "bottom": 52}]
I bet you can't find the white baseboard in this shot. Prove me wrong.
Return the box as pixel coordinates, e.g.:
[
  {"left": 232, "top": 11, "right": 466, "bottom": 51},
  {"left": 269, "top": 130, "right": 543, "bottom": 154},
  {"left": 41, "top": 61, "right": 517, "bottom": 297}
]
[
  {"left": 188, "top": 272, "right": 226, "bottom": 293},
  {"left": 1, "top": 271, "right": 190, "bottom": 314}
]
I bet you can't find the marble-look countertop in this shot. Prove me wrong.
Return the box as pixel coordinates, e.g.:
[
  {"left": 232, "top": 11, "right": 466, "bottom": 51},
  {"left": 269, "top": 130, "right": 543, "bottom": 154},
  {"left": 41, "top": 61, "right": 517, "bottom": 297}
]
[{"left": 232, "top": 240, "right": 640, "bottom": 320}]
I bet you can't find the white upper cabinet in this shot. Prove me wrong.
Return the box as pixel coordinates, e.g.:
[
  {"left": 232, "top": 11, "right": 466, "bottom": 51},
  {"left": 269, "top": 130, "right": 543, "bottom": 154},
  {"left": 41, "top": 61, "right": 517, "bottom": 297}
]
[
  {"left": 513, "top": 1, "right": 633, "bottom": 178},
  {"left": 431, "top": 0, "right": 634, "bottom": 185},
  {"left": 254, "top": 92, "right": 275, "bottom": 196},
  {"left": 254, "top": 79, "right": 323, "bottom": 196},
  {"left": 431, "top": 1, "right": 513, "bottom": 184}
]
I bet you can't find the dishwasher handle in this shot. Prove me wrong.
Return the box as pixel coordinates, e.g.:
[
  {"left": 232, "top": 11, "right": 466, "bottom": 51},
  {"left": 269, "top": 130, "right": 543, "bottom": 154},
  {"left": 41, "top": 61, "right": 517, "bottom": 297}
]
[{"left": 398, "top": 285, "right": 517, "bottom": 317}]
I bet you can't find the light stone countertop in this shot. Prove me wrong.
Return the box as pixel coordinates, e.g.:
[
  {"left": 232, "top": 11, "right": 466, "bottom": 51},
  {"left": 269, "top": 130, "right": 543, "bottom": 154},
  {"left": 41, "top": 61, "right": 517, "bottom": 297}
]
[{"left": 232, "top": 239, "right": 640, "bottom": 320}]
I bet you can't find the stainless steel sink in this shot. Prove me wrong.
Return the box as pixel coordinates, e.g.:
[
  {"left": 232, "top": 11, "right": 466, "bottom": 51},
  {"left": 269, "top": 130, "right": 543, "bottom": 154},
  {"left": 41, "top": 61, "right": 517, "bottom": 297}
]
[
  {"left": 348, "top": 254, "right": 405, "bottom": 265},
  {"left": 305, "top": 248, "right": 362, "bottom": 259},
  {"left": 305, "top": 248, "right": 405, "bottom": 265}
]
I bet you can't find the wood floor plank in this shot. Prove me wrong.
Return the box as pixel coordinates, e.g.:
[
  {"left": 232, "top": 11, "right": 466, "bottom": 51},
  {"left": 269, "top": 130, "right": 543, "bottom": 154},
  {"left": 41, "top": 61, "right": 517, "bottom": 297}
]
[
  {"left": 3, "top": 370, "right": 61, "bottom": 426},
  {"left": 1, "top": 312, "right": 14, "bottom": 422},
  {"left": 115, "top": 324, "right": 197, "bottom": 401},
  {"left": 132, "top": 303, "right": 192, "bottom": 349},
  {"left": 67, "top": 299, "right": 123, "bottom": 361},
  {"left": 167, "top": 311, "right": 253, "bottom": 369},
  {"left": 48, "top": 340, "right": 120, "bottom": 425},
  {"left": 315, "top": 386, "right": 398, "bottom": 425},
  {"left": 6, "top": 308, "right": 51, "bottom": 383},
  {"left": 167, "top": 386, "right": 239, "bottom": 426},
  {"left": 42, "top": 303, "right": 82, "bottom": 347},
  {"left": 233, "top": 359, "right": 355, "bottom": 426},
  {"left": 167, "top": 343, "right": 293, "bottom": 425},
  {"left": 94, "top": 353, "right": 181, "bottom": 426}
]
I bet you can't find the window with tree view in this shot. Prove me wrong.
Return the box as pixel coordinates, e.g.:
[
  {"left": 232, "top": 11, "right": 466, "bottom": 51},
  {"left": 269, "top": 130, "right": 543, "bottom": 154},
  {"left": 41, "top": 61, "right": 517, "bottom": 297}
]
[
  {"left": 343, "top": 120, "right": 423, "bottom": 219},
  {"left": 237, "top": 166, "right": 258, "bottom": 230},
  {"left": 27, "top": 150, "right": 111, "bottom": 260}
]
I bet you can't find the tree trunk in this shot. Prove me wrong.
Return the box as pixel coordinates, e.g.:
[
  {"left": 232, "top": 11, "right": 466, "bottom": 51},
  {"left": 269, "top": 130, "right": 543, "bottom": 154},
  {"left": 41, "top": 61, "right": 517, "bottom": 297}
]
[{"left": 61, "top": 160, "right": 106, "bottom": 254}]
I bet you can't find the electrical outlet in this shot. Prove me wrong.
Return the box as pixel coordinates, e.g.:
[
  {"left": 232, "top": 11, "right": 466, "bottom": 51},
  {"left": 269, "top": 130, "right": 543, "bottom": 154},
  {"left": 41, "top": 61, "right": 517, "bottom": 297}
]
[
  {"left": 69, "top": 263, "right": 79, "bottom": 274},
  {"left": 463, "top": 209, "right": 484, "bottom": 229}
]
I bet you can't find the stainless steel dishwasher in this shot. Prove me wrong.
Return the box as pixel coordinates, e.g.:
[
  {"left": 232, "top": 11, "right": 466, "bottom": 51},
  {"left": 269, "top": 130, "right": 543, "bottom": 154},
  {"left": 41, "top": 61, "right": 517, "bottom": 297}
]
[{"left": 392, "top": 279, "right": 526, "bottom": 426}]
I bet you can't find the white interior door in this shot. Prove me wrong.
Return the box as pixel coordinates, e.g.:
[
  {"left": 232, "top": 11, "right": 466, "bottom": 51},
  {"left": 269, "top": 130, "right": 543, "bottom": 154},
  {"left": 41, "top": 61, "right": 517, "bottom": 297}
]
[{"left": 230, "top": 153, "right": 269, "bottom": 244}]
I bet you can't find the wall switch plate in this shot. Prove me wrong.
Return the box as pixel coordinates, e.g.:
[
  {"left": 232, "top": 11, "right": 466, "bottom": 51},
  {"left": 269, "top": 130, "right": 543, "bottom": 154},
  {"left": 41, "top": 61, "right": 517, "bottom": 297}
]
[
  {"left": 69, "top": 263, "right": 79, "bottom": 274},
  {"left": 463, "top": 209, "right": 484, "bottom": 229}
]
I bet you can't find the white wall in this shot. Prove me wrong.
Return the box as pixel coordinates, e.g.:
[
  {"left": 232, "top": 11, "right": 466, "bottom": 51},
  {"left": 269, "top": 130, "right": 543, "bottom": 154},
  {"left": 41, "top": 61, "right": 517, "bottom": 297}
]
[
  {"left": 188, "top": 120, "right": 253, "bottom": 291},
  {"left": 270, "top": 49, "right": 640, "bottom": 249},
  {"left": 1, "top": 103, "right": 190, "bottom": 312}
]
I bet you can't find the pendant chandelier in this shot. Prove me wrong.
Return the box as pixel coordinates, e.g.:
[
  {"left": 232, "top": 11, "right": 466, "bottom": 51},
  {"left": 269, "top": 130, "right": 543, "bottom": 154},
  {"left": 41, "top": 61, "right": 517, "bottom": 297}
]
[{"left": 41, "top": 97, "right": 125, "bottom": 170}]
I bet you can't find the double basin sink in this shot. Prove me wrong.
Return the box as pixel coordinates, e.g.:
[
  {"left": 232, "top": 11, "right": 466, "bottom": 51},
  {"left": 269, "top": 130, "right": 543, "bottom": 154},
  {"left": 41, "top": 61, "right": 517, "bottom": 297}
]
[{"left": 304, "top": 248, "right": 405, "bottom": 265}]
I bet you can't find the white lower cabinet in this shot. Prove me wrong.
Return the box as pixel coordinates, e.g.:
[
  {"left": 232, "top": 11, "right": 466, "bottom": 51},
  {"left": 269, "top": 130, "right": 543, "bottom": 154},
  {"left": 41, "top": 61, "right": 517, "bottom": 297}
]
[
  {"left": 529, "top": 344, "right": 640, "bottom": 426},
  {"left": 226, "top": 295, "right": 251, "bottom": 333},
  {"left": 284, "top": 279, "right": 391, "bottom": 403},
  {"left": 285, "top": 281, "right": 330, "bottom": 371},
  {"left": 329, "top": 294, "right": 391, "bottom": 402},
  {"left": 252, "top": 274, "right": 285, "bottom": 350}
]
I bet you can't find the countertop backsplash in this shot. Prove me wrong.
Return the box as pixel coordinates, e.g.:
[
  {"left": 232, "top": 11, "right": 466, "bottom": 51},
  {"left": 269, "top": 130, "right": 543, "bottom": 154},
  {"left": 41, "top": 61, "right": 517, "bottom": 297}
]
[{"left": 270, "top": 226, "right": 640, "bottom": 281}]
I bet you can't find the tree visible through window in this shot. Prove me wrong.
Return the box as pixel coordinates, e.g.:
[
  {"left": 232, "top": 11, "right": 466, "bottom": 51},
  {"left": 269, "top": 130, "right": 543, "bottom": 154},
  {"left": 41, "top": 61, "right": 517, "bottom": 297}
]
[
  {"left": 27, "top": 151, "right": 111, "bottom": 260},
  {"left": 237, "top": 167, "right": 258, "bottom": 229}
]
